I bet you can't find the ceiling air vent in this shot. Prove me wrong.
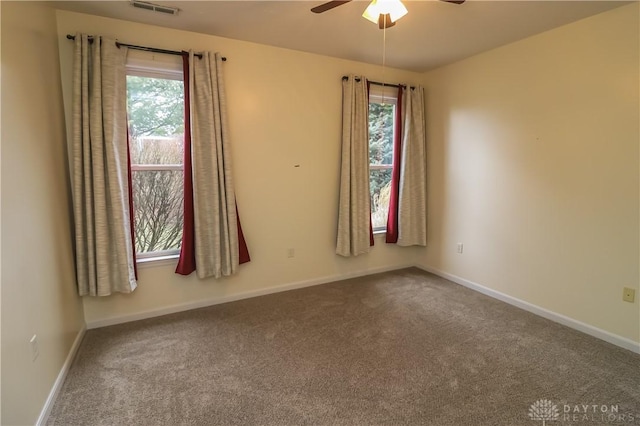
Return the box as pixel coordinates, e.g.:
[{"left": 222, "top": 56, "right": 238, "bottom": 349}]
[{"left": 130, "top": 1, "right": 179, "bottom": 15}]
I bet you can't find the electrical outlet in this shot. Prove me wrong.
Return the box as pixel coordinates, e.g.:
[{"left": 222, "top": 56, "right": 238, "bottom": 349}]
[
  {"left": 623, "top": 287, "right": 635, "bottom": 303},
  {"left": 30, "top": 335, "right": 39, "bottom": 362},
  {"left": 456, "top": 243, "right": 463, "bottom": 254},
  {"left": 287, "top": 248, "right": 295, "bottom": 258}
]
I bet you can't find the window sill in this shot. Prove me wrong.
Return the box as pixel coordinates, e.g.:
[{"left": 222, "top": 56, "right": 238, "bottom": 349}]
[
  {"left": 373, "top": 230, "right": 387, "bottom": 236},
  {"left": 136, "top": 254, "right": 179, "bottom": 269}
]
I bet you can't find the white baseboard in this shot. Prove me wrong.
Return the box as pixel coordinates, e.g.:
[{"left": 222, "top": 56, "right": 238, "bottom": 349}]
[
  {"left": 85, "top": 262, "right": 639, "bottom": 354},
  {"left": 86, "top": 263, "right": 414, "bottom": 329},
  {"left": 36, "top": 325, "right": 87, "bottom": 426},
  {"left": 416, "top": 264, "right": 640, "bottom": 354}
]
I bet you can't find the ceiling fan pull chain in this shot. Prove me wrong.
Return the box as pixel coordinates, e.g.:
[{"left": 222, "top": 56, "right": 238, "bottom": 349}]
[{"left": 381, "top": 20, "right": 386, "bottom": 105}]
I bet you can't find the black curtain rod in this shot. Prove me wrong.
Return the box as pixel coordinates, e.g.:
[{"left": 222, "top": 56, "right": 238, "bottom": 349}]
[
  {"left": 65, "top": 34, "right": 226, "bottom": 61},
  {"left": 342, "top": 76, "right": 414, "bottom": 90}
]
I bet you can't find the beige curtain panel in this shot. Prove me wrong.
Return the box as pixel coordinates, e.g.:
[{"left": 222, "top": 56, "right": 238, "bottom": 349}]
[
  {"left": 71, "top": 33, "right": 137, "bottom": 296},
  {"left": 397, "top": 86, "right": 427, "bottom": 246},
  {"left": 188, "top": 51, "right": 240, "bottom": 278},
  {"left": 336, "top": 76, "right": 372, "bottom": 257}
]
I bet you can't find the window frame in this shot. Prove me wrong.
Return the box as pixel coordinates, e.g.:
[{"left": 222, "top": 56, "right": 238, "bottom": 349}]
[
  {"left": 368, "top": 85, "right": 399, "bottom": 234},
  {"left": 126, "top": 57, "right": 185, "bottom": 262}
]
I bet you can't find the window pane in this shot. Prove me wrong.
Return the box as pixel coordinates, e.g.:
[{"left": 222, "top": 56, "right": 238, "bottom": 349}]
[
  {"left": 369, "top": 100, "right": 395, "bottom": 232},
  {"left": 371, "top": 168, "right": 392, "bottom": 231},
  {"left": 127, "top": 73, "right": 185, "bottom": 256},
  {"left": 126, "top": 75, "right": 184, "bottom": 165},
  {"left": 368, "top": 102, "right": 394, "bottom": 166},
  {"left": 132, "top": 170, "right": 184, "bottom": 254}
]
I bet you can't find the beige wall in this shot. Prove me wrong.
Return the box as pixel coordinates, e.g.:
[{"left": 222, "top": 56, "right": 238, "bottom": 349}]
[
  {"left": 55, "top": 11, "right": 425, "bottom": 326},
  {"left": 421, "top": 4, "right": 639, "bottom": 343},
  {"left": 1, "top": 2, "right": 86, "bottom": 424},
  {"left": 1, "top": 2, "right": 636, "bottom": 422}
]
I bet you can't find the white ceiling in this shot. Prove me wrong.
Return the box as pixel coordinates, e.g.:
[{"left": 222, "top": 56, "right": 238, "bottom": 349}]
[{"left": 52, "top": 0, "right": 628, "bottom": 72}]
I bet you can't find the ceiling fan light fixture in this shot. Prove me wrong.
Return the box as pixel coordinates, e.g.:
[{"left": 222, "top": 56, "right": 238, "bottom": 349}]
[{"left": 362, "top": 0, "right": 408, "bottom": 26}]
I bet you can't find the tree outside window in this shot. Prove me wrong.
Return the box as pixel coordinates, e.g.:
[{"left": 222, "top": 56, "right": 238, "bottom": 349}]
[
  {"left": 126, "top": 74, "right": 185, "bottom": 256},
  {"left": 369, "top": 99, "right": 395, "bottom": 231}
]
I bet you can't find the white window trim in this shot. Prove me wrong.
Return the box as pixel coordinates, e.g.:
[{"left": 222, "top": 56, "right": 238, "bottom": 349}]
[
  {"left": 127, "top": 65, "right": 183, "bottom": 81},
  {"left": 137, "top": 250, "right": 180, "bottom": 262},
  {"left": 126, "top": 50, "right": 183, "bottom": 80},
  {"left": 369, "top": 164, "right": 393, "bottom": 171},
  {"left": 131, "top": 164, "right": 183, "bottom": 172},
  {"left": 369, "top": 84, "right": 399, "bottom": 105},
  {"left": 137, "top": 253, "right": 180, "bottom": 269},
  {"left": 127, "top": 60, "right": 185, "bottom": 264}
]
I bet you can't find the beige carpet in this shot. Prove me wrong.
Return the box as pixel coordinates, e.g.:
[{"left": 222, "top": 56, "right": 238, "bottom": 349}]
[{"left": 48, "top": 268, "right": 640, "bottom": 425}]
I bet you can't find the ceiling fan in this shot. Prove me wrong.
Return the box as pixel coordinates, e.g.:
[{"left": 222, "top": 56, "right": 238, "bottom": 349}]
[{"left": 311, "top": 0, "right": 465, "bottom": 29}]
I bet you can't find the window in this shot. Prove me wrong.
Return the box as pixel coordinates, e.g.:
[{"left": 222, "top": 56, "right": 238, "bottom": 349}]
[
  {"left": 369, "top": 86, "right": 398, "bottom": 232},
  {"left": 126, "top": 58, "right": 185, "bottom": 259}
]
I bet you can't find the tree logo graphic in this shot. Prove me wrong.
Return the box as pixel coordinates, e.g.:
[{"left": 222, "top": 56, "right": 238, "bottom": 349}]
[{"left": 529, "top": 399, "right": 560, "bottom": 425}]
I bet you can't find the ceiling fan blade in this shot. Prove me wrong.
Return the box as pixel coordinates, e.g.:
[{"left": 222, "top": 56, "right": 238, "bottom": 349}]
[
  {"left": 440, "top": 0, "right": 466, "bottom": 4},
  {"left": 311, "top": 0, "right": 352, "bottom": 14}
]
